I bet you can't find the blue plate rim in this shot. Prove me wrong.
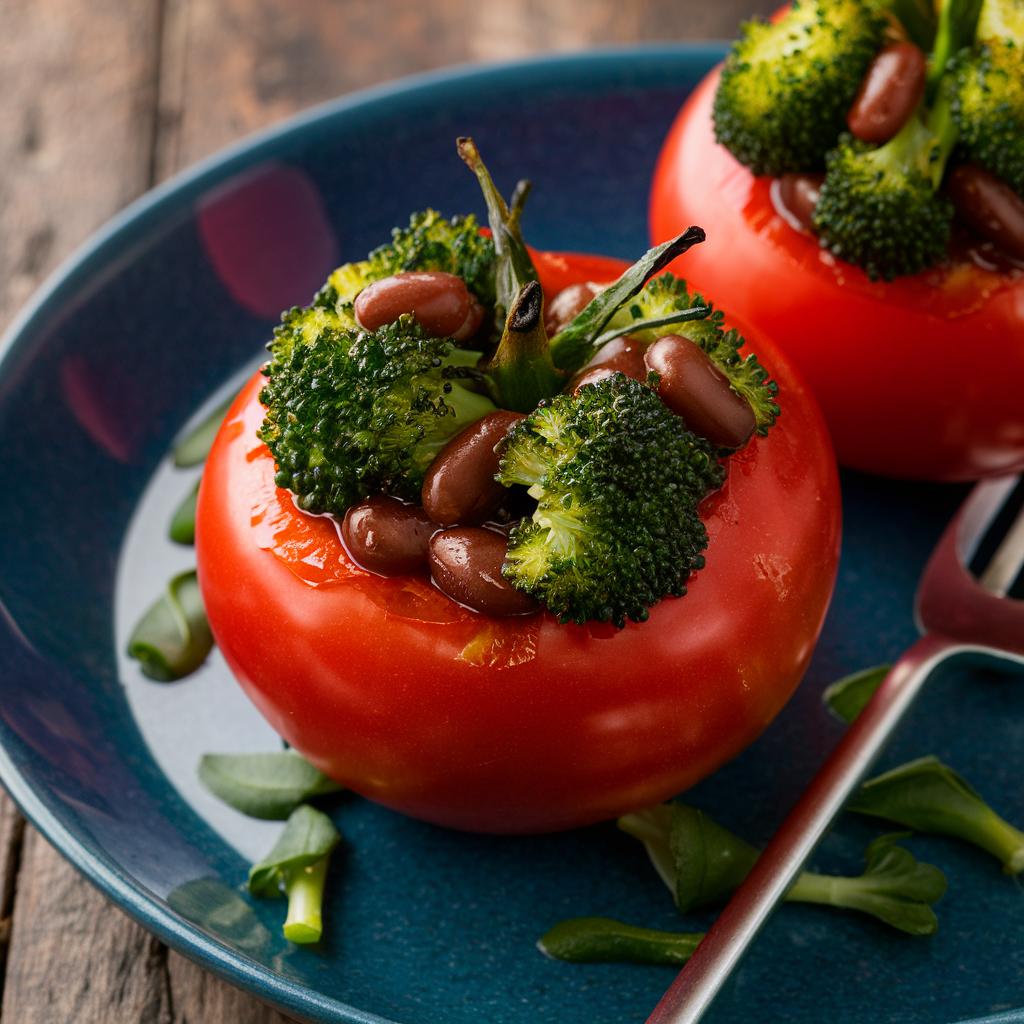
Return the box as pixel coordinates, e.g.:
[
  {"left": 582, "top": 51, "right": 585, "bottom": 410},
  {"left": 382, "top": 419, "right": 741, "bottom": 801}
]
[{"left": 2, "top": 38, "right": 1021, "bottom": 1024}]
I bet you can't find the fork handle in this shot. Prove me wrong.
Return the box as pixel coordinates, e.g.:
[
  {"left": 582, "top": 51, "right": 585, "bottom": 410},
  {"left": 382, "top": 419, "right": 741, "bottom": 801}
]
[{"left": 645, "top": 632, "right": 961, "bottom": 1024}]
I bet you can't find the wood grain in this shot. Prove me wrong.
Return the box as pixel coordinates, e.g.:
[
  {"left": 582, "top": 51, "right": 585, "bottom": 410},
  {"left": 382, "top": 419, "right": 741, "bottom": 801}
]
[{"left": 0, "top": 0, "right": 770, "bottom": 1020}]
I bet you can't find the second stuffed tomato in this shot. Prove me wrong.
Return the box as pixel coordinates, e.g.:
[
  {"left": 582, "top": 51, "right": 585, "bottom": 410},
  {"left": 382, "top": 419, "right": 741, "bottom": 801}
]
[{"left": 651, "top": 68, "right": 1024, "bottom": 483}]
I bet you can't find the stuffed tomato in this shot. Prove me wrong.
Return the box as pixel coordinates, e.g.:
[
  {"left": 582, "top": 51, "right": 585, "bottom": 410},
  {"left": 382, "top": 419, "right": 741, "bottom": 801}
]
[
  {"left": 196, "top": 140, "right": 841, "bottom": 834},
  {"left": 650, "top": 0, "right": 1024, "bottom": 482}
]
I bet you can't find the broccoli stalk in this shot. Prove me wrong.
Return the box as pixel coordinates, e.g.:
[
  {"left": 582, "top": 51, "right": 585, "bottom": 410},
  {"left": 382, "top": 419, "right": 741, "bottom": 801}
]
[
  {"left": 712, "top": 0, "right": 889, "bottom": 175},
  {"left": 619, "top": 802, "right": 946, "bottom": 935},
  {"left": 248, "top": 804, "right": 340, "bottom": 944},
  {"left": 951, "top": 0, "right": 1024, "bottom": 195},
  {"left": 928, "top": 0, "right": 986, "bottom": 98},
  {"left": 814, "top": 82, "right": 960, "bottom": 280},
  {"left": 497, "top": 374, "right": 724, "bottom": 628}
]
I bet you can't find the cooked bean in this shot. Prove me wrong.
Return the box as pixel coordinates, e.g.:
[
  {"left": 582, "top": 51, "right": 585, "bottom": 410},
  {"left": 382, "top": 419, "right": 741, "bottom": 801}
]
[
  {"left": 429, "top": 528, "right": 539, "bottom": 616},
  {"left": 569, "top": 335, "right": 649, "bottom": 392},
  {"left": 948, "top": 164, "right": 1024, "bottom": 262},
  {"left": 544, "top": 282, "right": 601, "bottom": 337},
  {"left": 847, "top": 42, "right": 927, "bottom": 144},
  {"left": 776, "top": 173, "right": 824, "bottom": 233},
  {"left": 645, "top": 335, "right": 756, "bottom": 449},
  {"left": 354, "top": 272, "right": 484, "bottom": 341},
  {"left": 341, "top": 495, "right": 438, "bottom": 576},
  {"left": 422, "top": 411, "right": 526, "bottom": 527}
]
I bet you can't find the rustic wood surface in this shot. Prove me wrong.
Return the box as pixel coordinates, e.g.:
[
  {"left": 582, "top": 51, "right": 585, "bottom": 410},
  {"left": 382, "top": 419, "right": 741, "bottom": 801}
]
[{"left": 0, "top": 0, "right": 774, "bottom": 1019}]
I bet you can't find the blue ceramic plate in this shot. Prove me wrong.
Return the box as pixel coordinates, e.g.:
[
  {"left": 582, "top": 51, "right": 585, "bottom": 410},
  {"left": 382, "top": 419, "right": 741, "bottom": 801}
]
[{"left": 1, "top": 44, "right": 1022, "bottom": 1024}]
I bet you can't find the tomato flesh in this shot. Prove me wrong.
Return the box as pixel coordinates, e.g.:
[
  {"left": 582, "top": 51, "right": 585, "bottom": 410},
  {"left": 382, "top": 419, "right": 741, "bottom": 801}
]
[
  {"left": 650, "top": 68, "right": 1024, "bottom": 482},
  {"left": 196, "top": 253, "right": 841, "bottom": 834}
]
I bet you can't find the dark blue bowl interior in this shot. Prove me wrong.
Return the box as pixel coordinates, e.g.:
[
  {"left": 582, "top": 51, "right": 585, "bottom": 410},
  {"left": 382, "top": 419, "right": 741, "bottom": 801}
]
[{"left": 0, "top": 44, "right": 1022, "bottom": 1024}]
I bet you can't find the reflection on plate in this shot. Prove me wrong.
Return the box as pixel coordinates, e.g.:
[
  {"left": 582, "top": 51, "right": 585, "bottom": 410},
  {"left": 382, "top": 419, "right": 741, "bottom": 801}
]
[{"left": 0, "top": 42, "right": 1022, "bottom": 1024}]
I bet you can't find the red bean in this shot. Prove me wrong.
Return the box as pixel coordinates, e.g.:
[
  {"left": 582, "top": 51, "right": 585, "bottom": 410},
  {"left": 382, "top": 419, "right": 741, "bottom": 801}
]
[
  {"left": 645, "top": 335, "right": 756, "bottom": 449},
  {"left": 544, "top": 282, "right": 601, "bottom": 337},
  {"left": 354, "top": 272, "right": 484, "bottom": 341},
  {"left": 421, "top": 411, "right": 526, "bottom": 527},
  {"left": 776, "top": 173, "right": 824, "bottom": 233},
  {"left": 847, "top": 42, "right": 927, "bottom": 144},
  {"left": 569, "top": 335, "right": 649, "bottom": 393},
  {"left": 428, "top": 528, "right": 539, "bottom": 616},
  {"left": 948, "top": 163, "right": 1024, "bottom": 263},
  {"left": 341, "top": 495, "right": 438, "bottom": 576}
]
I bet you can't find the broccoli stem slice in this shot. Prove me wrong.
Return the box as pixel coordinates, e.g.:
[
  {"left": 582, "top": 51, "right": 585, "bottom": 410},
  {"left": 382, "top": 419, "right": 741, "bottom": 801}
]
[
  {"left": 482, "top": 281, "right": 566, "bottom": 413},
  {"left": 928, "top": 0, "right": 985, "bottom": 97},
  {"left": 878, "top": 0, "right": 938, "bottom": 52},
  {"left": 456, "top": 136, "right": 538, "bottom": 322},
  {"left": 546, "top": 227, "right": 706, "bottom": 373},
  {"left": 282, "top": 855, "right": 330, "bottom": 944}
]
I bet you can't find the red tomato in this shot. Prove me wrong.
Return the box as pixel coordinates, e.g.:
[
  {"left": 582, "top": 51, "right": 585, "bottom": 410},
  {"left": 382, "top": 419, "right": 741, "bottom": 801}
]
[
  {"left": 650, "top": 67, "right": 1024, "bottom": 482},
  {"left": 195, "top": 253, "right": 841, "bottom": 834}
]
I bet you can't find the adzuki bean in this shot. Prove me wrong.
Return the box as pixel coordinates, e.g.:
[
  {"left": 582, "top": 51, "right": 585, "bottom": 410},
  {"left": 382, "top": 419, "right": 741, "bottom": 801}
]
[
  {"left": 948, "top": 164, "right": 1024, "bottom": 262},
  {"left": 428, "top": 528, "right": 539, "bottom": 616},
  {"left": 776, "top": 173, "right": 824, "bottom": 233},
  {"left": 341, "top": 495, "right": 438, "bottom": 576},
  {"left": 569, "top": 336, "right": 649, "bottom": 393},
  {"left": 421, "top": 411, "right": 526, "bottom": 527},
  {"left": 645, "top": 334, "right": 756, "bottom": 450},
  {"left": 847, "top": 42, "right": 927, "bottom": 144},
  {"left": 544, "top": 282, "right": 601, "bottom": 337},
  {"left": 354, "top": 271, "right": 484, "bottom": 341}
]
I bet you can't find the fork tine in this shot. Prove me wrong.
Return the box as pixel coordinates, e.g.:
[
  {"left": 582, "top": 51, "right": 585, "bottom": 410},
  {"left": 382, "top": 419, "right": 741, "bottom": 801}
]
[{"left": 978, "top": 505, "right": 1024, "bottom": 596}]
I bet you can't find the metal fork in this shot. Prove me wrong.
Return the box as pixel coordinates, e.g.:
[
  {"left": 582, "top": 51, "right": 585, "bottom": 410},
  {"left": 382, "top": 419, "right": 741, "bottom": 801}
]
[{"left": 647, "top": 473, "right": 1024, "bottom": 1024}]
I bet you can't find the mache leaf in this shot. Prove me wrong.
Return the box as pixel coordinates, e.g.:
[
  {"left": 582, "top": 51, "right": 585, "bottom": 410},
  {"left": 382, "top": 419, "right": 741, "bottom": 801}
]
[
  {"left": 538, "top": 917, "right": 703, "bottom": 966},
  {"left": 822, "top": 663, "right": 892, "bottom": 723},
  {"left": 127, "top": 570, "right": 213, "bottom": 682}
]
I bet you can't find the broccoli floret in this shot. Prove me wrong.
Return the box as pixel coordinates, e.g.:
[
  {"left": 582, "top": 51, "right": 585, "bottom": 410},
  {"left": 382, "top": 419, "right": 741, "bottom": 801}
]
[
  {"left": 497, "top": 374, "right": 724, "bottom": 628},
  {"left": 601, "top": 273, "right": 780, "bottom": 437},
  {"left": 951, "top": 39, "right": 1024, "bottom": 195},
  {"left": 712, "top": 0, "right": 888, "bottom": 176},
  {"left": 260, "top": 313, "right": 496, "bottom": 514},
  {"left": 813, "top": 88, "right": 959, "bottom": 280},
  {"left": 313, "top": 209, "right": 496, "bottom": 318}
]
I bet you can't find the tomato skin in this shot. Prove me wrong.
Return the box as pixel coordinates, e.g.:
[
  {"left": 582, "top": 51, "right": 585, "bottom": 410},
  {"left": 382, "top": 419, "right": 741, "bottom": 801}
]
[
  {"left": 651, "top": 68, "right": 1024, "bottom": 482},
  {"left": 195, "top": 253, "right": 841, "bottom": 835}
]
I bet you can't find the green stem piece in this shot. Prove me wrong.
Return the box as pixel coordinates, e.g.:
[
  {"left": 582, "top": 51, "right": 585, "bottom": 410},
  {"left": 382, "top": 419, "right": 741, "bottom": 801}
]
[
  {"left": 547, "top": 227, "right": 707, "bottom": 373},
  {"left": 538, "top": 917, "right": 704, "bottom": 966},
  {"left": 127, "top": 570, "right": 214, "bottom": 681},
  {"left": 589, "top": 307, "right": 711, "bottom": 350},
  {"left": 170, "top": 480, "right": 200, "bottom": 545},
  {"left": 283, "top": 855, "right": 330, "bottom": 944},
  {"left": 848, "top": 755, "right": 1024, "bottom": 873},
  {"left": 482, "top": 281, "right": 565, "bottom": 412},
  {"left": 928, "top": 0, "right": 984, "bottom": 97}
]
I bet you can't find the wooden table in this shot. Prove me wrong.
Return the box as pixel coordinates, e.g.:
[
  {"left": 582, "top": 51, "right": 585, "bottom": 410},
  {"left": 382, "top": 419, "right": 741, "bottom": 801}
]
[{"left": 0, "top": 0, "right": 772, "bottom": 1018}]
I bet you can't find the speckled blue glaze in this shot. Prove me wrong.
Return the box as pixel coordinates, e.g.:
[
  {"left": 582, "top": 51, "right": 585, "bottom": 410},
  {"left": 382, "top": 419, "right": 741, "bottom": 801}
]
[{"left": 0, "top": 44, "right": 1021, "bottom": 1024}]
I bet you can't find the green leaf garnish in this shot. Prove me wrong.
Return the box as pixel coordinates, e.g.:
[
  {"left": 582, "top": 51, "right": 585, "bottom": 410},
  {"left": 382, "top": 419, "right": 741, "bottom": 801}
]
[
  {"left": 249, "top": 804, "right": 340, "bottom": 944},
  {"left": 199, "top": 751, "right": 343, "bottom": 820},
  {"left": 848, "top": 755, "right": 1024, "bottom": 873},
  {"left": 620, "top": 801, "right": 946, "bottom": 933},
  {"left": 127, "top": 570, "right": 214, "bottom": 682},
  {"left": 822, "top": 663, "right": 892, "bottom": 723},
  {"left": 538, "top": 917, "right": 703, "bottom": 966},
  {"left": 169, "top": 480, "right": 199, "bottom": 545},
  {"left": 173, "top": 392, "right": 238, "bottom": 467}
]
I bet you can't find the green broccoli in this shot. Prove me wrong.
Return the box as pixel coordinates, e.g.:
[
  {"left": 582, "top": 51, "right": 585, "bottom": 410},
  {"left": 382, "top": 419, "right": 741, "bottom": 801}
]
[
  {"left": 712, "top": 0, "right": 888, "bottom": 176},
  {"left": 600, "top": 274, "right": 780, "bottom": 437},
  {"left": 497, "top": 374, "right": 724, "bottom": 628},
  {"left": 813, "top": 82, "right": 959, "bottom": 280},
  {"left": 259, "top": 314, "right": 496, "bottom": 514},
  {"left": 951, "top": 36, "right": 1024, "bottom": 196}
]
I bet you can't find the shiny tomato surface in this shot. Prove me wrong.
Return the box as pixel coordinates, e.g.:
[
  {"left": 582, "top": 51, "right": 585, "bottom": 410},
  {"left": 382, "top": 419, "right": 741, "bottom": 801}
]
[
  {"left": 651, "top": 68, "right": 1024, "bottom": 482},
  {"left": 196, "top": 253, "right": 841, "bottom": 834}
]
